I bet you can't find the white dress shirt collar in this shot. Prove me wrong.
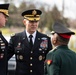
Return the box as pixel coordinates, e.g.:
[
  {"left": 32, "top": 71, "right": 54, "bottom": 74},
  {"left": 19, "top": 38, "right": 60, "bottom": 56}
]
[{"left": 26, "top": 30, "right": 37, "bottom": 44}]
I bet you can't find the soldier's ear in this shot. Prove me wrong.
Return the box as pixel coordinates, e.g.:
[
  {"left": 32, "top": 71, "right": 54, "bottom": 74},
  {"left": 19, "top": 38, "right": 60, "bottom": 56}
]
[
  {"left": 51, "top": 34, "right": 56, "bottom": 45},
  {"left": 23, "top": 19, "right": 29, "bottom": 25},
  {"left": 53, "top": 33, "right": 58, "bottom": 44},
  {"left": 23, "top": 19, "right": 26, "bottom": 24}
]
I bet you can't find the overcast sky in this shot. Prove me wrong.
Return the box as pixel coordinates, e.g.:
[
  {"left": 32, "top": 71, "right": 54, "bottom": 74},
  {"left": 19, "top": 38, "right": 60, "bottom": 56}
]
[{"left": 0, "top": 0, "right": 76, "bottom": 19}]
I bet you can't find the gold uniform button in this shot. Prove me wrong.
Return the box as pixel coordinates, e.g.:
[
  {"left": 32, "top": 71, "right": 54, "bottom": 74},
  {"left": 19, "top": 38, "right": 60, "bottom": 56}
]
[
  {"left": 2, "top": 50, "right": 4, "bottom": 51},
  {"left": 30, "top": 57, "right": 33, "bottom": 60},
  {"left": 30, "top": 64, "right": 33, "bottom": 66},
  {"left": 39, "top": 55, "right": 42, "bottom": 60},
  {"left": 19, "top": 55, "right": 23, "bottom": 60},
  {"left": 39, "top": 48, "right": 42, "bottom": 51},
  {"left": 31, "top": 51, "right": 33, "bottom": 53},
  {"left": 43, "top": 51, "right": 44, "bottom": 53},
  {"left": 30, "top": 70, "right": 32, "bottom": 72}
]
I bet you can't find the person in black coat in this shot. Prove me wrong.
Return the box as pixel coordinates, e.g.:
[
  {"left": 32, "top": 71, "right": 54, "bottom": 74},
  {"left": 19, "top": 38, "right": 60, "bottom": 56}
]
[
  {"left": 44, "top": 22, "right": 76, "bottom": 75},
  {"left": 0, "top": 3, "right": 9, "bottom": 75},
  {"left": 8, "top": 9, "right": 52, "bottom": 75}
]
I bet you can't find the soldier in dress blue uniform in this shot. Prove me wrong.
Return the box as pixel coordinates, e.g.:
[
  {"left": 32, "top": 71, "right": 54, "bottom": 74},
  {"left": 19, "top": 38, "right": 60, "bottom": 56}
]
[
  {"left": 44, "top": 22, "right": 76, "bottom": 75},
  {"left": 0, "top": 3, "right": 9, "bottom": 75},
  {"left": 8, "top": 9, "right": 52, "bottom": 75}
]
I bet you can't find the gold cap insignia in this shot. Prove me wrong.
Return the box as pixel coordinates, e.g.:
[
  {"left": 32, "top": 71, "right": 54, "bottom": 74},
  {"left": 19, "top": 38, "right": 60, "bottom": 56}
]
[
  {"left": 51, "top": 31, "right": 55, "bottom": 34},
  {"left": 11, "top": 33, "right": 15, "bottom": 36},
  {"left": 32, "top": 10, "right": 37, "bottom": 15}
]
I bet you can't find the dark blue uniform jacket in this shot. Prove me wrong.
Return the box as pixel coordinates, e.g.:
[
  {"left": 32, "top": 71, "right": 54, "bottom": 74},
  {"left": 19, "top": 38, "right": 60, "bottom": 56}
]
[
  {"left": 0, "top": 33, "right": 8, "bottom": 75},
  {"left": 8, "top": 31, "right": 52, "bottom": 75}
]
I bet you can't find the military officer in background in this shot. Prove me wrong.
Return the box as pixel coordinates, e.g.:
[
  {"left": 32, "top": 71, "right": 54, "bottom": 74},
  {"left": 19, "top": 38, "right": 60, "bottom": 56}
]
[
  {"left": 0, "top": 3, "right": 9, "bottom": 75},
  {"left": 44, "top": 22, "right": 76, "bottom": 75},
  {"left": 8, "top": 9, "right": 52, "bottom": 75}
]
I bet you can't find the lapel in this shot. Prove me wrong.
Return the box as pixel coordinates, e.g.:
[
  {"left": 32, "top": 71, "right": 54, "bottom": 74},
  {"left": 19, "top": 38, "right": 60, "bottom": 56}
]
[
  {"left": 20, "top": 31, "right": 44, "bottom": 50},
  {"left": 32, "top": 31, "right": 42, "bottom": 50},
  {"left": 20, "top": 31, "right": 30, "bottom": 49}
]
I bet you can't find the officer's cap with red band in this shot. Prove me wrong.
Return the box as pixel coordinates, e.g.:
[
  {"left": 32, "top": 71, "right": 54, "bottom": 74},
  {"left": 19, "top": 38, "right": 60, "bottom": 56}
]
[{"left": 51, "top": 22, "right": 75, "bottom": 39}]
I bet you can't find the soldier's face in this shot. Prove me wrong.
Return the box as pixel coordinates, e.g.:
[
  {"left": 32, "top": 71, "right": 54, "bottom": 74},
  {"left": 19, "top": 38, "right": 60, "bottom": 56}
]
[
  {"left": 51, "top": 33, "right": 58, "bottom": 46},
  {"left": 23, "top": 19, "right": 39, "bottom": 34},
  {"left": 0, "top": 13, "right": 8, "bottom": 28}
]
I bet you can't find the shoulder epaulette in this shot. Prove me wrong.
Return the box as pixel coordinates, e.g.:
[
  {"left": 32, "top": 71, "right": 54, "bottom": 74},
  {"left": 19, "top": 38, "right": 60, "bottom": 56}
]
[
  {"left": 10, "top": 33, "right": 15, "bottom": 37},
  {"left": 49, "top": 46, "right": 58, "bottom": 53}
]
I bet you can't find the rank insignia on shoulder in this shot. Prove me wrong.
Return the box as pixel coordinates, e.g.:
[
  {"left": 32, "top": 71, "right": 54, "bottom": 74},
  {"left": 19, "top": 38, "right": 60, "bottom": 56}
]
[
  {"left": 38, "top": 38, "right": 40, "bottom": 40},
  {"left": 10, "top": 33, "right": 15, "bottom": 36},
  {"left": 49, "top": 46, "right": 58, "bottom": 53},
  {"left": 45, "top": 60, "right": 52, "bottom": 65}
]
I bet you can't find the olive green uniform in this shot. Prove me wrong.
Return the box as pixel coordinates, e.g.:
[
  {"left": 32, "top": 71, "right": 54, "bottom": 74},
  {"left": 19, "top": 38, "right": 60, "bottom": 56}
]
[{"left": 44, "top": 45, "right": 76, "bottom": 75}]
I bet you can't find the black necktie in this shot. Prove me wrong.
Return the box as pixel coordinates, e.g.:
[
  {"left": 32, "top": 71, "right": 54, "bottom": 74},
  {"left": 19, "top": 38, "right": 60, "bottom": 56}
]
[{"left": 29, "top": 35, "right": 33, "bottom": 48}]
